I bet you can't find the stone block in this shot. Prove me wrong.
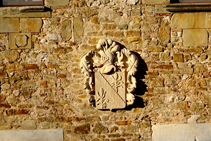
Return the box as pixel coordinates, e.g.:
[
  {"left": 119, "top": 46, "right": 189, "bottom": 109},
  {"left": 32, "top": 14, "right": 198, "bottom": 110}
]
[
  {"left": 73, "top": 16, "right": 83, "bottom": 42},
  {"left": 153, "top": 124, "right": 211, "bottom": 141},
  {"left": 171, "top": 13, "right": 211, "bottom": 29},
  {"left": 46, "top": 0, "right": 69, "bottom": 6},
  {"left": 61, "top": 20, "right": 72, "bottom": 41},
  {"left": 0, "top": 18, "right": 19, "bottom": 32},
  {"left": 171, "top": 13, "right": 195, "bottom": 29},
  {"left": 183, "top": 29, "right": 208, "bottom": 47},
  {"left": 9, "top": 33, "right": 31, "bottom": 49},
  {"left": 173, "top": 54, "right": 184, "bottom": 62},
  {"left": 21, "top": 120, "right": 36, "bottom": 129},
  {"left": 142, "top": 0, "right": 169, "bottom": 4},
  {"left": 0, "top": 129, "right": 63, "bottom": 141},
  {"left": 20, "top": 18, "right": 42, "bottom": 32}
]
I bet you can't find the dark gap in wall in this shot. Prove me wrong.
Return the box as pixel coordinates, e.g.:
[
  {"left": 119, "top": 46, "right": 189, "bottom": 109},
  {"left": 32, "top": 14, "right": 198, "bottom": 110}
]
[
  {"left": 171, "top": 0, "right": 180, "bottom": 3},
  {"left": 0, "top": 0, "right": 2, "bottom": 7}
]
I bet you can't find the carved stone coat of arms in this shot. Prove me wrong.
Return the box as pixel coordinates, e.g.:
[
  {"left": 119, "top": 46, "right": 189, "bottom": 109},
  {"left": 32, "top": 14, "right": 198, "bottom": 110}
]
[{"left": 80, "top": 39, "right": 139, "bottom": 110}]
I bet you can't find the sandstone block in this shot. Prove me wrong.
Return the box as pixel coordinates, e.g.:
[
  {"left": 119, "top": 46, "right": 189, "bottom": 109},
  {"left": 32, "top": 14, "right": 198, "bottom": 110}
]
[
  {"left": 3, "top": 50, "right": 19, "bottom": 62},
  {"left": 125, "top": 30, "right": 141, "bottom": 37},
  {"left": 148, "top": 47, "right": 163, "bottom": 52},
  {"left": 158, "top": 22, "right": 170, "bottom": 43},
  {"left": 46, "top": 0, "right": 69, "bottom": 6},
  {"left": 93, "top": 123, "right": 109, "bottom": 134},
  {"left": 0, "top": 18, "right": 19, "bottom": 32},
  {"left": 142, "top": 0, "right": 169, "bottom": 4},
  {"left": 0, "top": 129, "right": 63, "bottom": 141},
  {"left": 173, "top": 54, "right": 184, "bottom": 62},
  {"left": 21, "top": 120, "right": 36, "bottom": 129},
  {"left": 172, "top": 13, "right": 211, "bottom": 29},
  {"left": 61, "top": 20, "right": 72, "bottom": 41},
  {"left": 20, "top": 18, "right": 42, "bottom": 32},
  {"left": 73, "top": 16, "right": 83, "bottom": 42},
  {"left": 74, "top": 124, "right": 90, "bottom": 134},
  {"left": 150, "top": 78, "right": 164, "bottom": 87},
  {"left": 183, "top": 29, "right": 208, "bottom": 47}
]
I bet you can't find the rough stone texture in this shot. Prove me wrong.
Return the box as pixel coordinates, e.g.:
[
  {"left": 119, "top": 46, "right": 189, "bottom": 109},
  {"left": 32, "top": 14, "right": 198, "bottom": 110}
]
[
  {"left": 61, "top": 20, "right": 72, "bottom": 41},
  {"left": 0, "top": 1, "right": 211, "bottom": 141},
  {"left": 142, "top": 0, "right": 169, "bottom": 4},
  {"left": 152, "top": 124, "right": 211, "bottom": 141},
  {"left": 46, "top": 0, "right": 69, "bottom": 6},
  {"left": 21, "top": 120, "right": 37, "bottom": 129},
  {"left": 0, "top": 129, "right": 63, "bottom": 141},
  {"left": 0, "top": 18, "right": 19, "bottom": 32},
  {"left": 158, "top": 21, "right": 170, "bottom": 43},
  {"left": 73, "top": 16, "right": 83, "bottom": 42},
  {"left": 183, "top": 29, "right": 208, "bottom": 47},
  {"left": 20, "top": 18, "right": 42, "bottom": 32}
]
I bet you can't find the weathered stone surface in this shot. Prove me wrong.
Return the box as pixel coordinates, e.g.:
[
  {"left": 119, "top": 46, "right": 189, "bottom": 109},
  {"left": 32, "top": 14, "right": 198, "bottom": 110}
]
[
  {"left": 93, "top": 123, "right": 109, "bottom": 134},
  {"left": 0, "top": 18, "right": 19, "bottom": 32},
  {"left": 127, "top": 0, "right": 139, "bottom": 5},
  {"left": 153, "top": 124, "right": 211, "bottom": 141},
  {"left": 155, "top": 5, "right": 170, "bottom": 13},
  {"left": 0, "top": 129, "right": 63, "bottom": 141},
  {"left": 21, "top": 120, "right": 36, "bottom": 129},
  {"left": 73, "top": 16, "right": 83, "bottom": 42},
  {"left": 46, "top": 0, "right": 69, "bottom": 6},
  {"left": 61, "top": 20, "right": 72, "bottom": 41},
  {"left": 183, "top": 29, "right": 208, "bottom": 47},
  {"left": 0, "top": 7, "right": 50, "bottom": 18},
  {"left": 142, "top": 0, "right": 169, "bottom": 4},
  {"left": 171, "top": 13, "right": 211, "bottom": 29},
  {"left": 173, "top": 54, "right": 184, "bottom": 62},
  {"left": 158, "top": 22, "right": 170, "bottom": 43},
  {"left": 74, "top": 124, "right": 90, "bottom": 134},
  {"left": 3, "top": 50, "right": 19, "bottom": 62},
  {"left": 20, "top": 18, "right": 42, "bottom": 32},
  {"left": 9, "top": 33, "right": 32, "bottom": 49}
]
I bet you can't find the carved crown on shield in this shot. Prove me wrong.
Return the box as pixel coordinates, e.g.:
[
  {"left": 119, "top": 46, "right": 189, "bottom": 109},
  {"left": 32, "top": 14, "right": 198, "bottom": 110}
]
[{"left": 80, "top": 39, "right": 139, "bottom": 109}]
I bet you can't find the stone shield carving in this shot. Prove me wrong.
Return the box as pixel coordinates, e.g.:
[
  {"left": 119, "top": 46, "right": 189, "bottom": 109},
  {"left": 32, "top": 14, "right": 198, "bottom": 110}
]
[{"left": 80, "top": 39, "right": 139, "bottom": 109}]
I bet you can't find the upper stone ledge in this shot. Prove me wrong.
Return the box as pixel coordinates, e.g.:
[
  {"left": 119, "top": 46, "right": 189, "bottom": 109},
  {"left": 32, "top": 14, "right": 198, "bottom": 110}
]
[
  {"left": 0, "top": 6, "right": 51, "bottom": 18},
  {"left": 166, "top": 3, "right": 211, "bottom": 12}
]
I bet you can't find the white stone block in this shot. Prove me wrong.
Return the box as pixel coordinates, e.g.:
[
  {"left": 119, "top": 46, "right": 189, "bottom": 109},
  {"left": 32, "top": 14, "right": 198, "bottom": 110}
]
[{"left": 0, "top": 129, "right": 63, "bottom": 141}]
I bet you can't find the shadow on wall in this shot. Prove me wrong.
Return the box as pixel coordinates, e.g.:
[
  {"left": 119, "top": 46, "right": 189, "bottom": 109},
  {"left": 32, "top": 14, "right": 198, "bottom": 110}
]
[{"left": 109, "top": 42, "right": 148, "bottom": 112}]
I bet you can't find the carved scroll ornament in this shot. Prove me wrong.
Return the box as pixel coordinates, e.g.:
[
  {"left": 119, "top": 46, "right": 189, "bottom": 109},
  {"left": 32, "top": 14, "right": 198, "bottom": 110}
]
[{"left": 80, "top": 39, "right": 139, "bottom": 109}]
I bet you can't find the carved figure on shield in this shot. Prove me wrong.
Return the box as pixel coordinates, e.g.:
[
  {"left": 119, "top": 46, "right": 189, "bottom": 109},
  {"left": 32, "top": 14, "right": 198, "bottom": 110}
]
[{"left": 80, "top": 39, "right": 139, "bottom": 109}]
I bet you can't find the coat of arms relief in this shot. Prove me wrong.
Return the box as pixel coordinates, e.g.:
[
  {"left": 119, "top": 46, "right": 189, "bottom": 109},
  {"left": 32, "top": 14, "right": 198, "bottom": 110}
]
[{"left": 80, "top": 39, "right": 139, "bottom": 109}]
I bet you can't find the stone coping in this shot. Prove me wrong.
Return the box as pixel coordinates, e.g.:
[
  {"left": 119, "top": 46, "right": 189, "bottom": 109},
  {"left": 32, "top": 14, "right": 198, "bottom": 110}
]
[
  {"left": 0, "top": 6, "right": 51, "bottom": 17},
  {"left": 166, "top": 3, "right": 211, "bottom": 12}
]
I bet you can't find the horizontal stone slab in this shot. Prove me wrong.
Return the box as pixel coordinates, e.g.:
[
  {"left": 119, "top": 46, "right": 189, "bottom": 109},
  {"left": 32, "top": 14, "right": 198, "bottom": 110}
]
[
  {"left": 0, "top": 7, "right": 50, "bottom": 18},
  {"left": 171, "top": 13, "right": 211, "bottom": 29},
  {"left": 0, "top": 129, "right": 63, "bottom": 141},
  {"left": 152, "top": 123, "right": 211, "bottom": 141}
]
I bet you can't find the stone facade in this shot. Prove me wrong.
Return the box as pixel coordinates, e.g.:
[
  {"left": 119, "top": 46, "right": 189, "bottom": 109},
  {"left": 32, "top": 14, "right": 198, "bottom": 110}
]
[{"left": 0, "top": 0, "right": 210, "bottom": 140}]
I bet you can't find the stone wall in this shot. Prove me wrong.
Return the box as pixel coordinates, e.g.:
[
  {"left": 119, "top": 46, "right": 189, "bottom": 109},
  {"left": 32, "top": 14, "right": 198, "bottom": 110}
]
[{"left": 0, "top": 0, "right": 210, "bottom": 140}]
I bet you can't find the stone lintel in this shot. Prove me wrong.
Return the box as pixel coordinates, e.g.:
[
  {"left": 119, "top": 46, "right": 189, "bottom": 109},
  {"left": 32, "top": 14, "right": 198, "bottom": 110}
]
[
  {"left": 166, "top": 3, "right": 211, "bottom": 12},
  {"left": 0, "top": 6, "right": 51, "bottom": 18}
]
